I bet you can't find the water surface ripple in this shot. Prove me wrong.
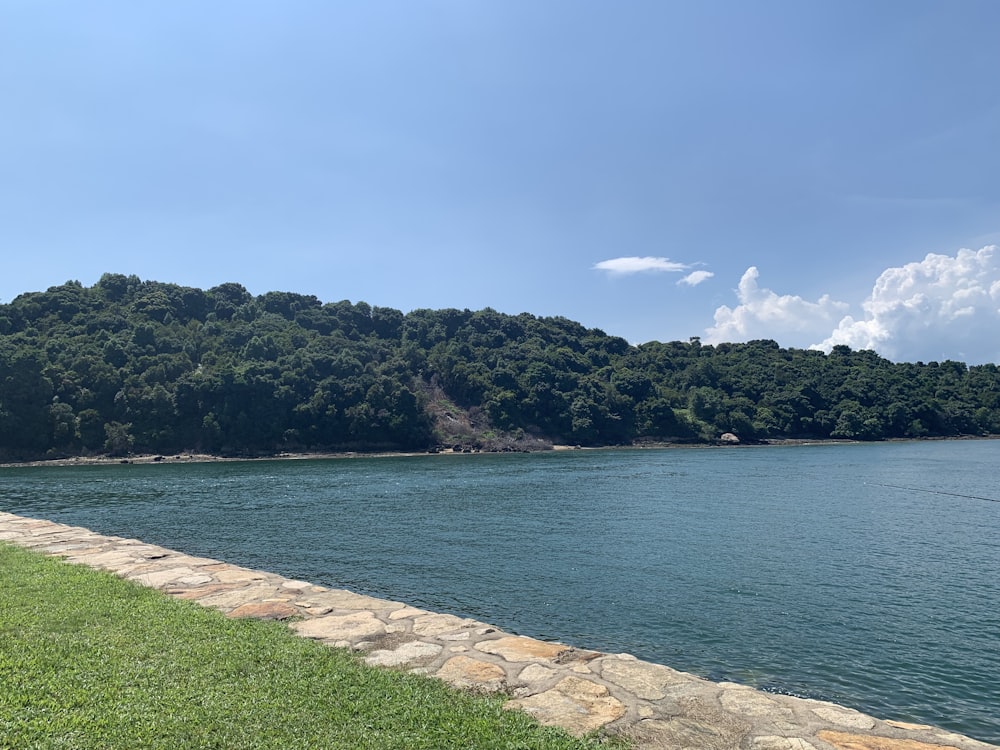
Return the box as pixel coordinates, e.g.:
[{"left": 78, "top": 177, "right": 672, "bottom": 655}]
[{"left": 2, "top": 441, "right": 998, "bottom": 743}]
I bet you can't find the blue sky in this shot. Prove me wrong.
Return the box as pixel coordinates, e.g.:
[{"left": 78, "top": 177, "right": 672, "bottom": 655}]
[{"left": 2, "top": 1, "right": 999, "bottom": 363}]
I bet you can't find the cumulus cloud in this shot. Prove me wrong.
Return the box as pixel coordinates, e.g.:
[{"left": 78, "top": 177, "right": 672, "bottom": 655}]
[
  {"left": 593, "top": 256, "right": 690, "bottom": 275},
  {"left": 704, "top": 267, "right": 850, "bottom": 347},
  {"left": 679, "top": 270, "right": 714, "bottom": 286},
  {"left": 815, "top": 246, "right": 1000, "bottom": 364}
]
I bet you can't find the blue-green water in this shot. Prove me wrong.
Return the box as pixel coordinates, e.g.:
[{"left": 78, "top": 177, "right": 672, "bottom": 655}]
[{"left": 2, "top": 441, "right": 998, "bottom": 743}]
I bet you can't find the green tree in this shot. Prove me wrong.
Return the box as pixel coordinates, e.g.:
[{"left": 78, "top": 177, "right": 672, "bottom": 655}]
[{"left": 103, "top": 421, "right": 134, "bottom": 456}]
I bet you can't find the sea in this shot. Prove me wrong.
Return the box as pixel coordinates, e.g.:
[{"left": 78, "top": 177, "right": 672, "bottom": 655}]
[{"left": 2, "top": 440, "right": 998, "bottom": 743}]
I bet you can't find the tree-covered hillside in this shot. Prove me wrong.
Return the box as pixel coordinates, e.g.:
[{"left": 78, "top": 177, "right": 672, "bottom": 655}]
[{"left": 1, "top": 274, "right": 999, "bottom": 461}]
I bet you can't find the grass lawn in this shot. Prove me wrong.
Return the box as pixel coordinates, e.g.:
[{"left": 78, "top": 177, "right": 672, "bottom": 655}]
[{"left": 0, "top": 544, "right": 627, "bottom": 749}]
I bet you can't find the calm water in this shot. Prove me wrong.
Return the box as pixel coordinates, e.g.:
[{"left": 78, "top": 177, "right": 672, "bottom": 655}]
[{"left": 2, "top": 441, "right": 998, "bottom": 743}]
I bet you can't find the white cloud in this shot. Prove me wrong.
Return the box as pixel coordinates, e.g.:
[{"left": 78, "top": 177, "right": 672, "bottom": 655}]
[
  {"left": 702, "top": 246, "right": 1000, "bottom": 364},
  {"left": 704, "top": 267, "right": 850, "bottom": 347},
  {"left": 815, "top": 245, "right": 1000, "bottom": 364},
  {"left": 679, "top": 270, "right": 714, "bottom": 286},
  {"left": 593, "top": 256, "right": 690, "bottom": 275}
]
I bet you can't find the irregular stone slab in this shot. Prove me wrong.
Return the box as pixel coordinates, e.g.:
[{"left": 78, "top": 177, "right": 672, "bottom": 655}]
[
  {"left": 213, "top": 567, "right": 269, "bottom": 583},
  {"left": 194, "top": 585, "right": 286, "bottom": 610},
  {"left": 388, "top": 606, "right": 429, "bottom": 620},
  {"left": 357, "top": 628, "right": 417, "bottom": 654},
  {"left": 628, "top": 714, "right": 750, "bottom": 750},
  {"left": 117, "top": 542, "right": 171, "bottom": 558},
  {"left": 474, "top": 636, "right": 568, "bottom": 663},
  {"left": 554, "top": 648, "right": 602, "bottom": 666},
  {"left": 293, "top": 599, "right": 334, "bottom": 615},
  {"left": 719, "top": 685, "right": 791, "bottom": 719},
  {"left": 886, "top": 722, "right": 936, "bottom": 732},
  {"left": 227, "top": 601, "right": 300, "bottom": 621},
  {"left": 296, "top": 589, "right": 401, "bottom": 612},
  {"left": 818, "top": 730, "right": 963, "bottom": 750},
  {"left": 19, "top": 529, "right": 94, "bottom": 541},
  {"left": 811, "top": 705, "right": 877, "bottom": 730},
  {"left": 600, "top": 656, "right": 687, "bottom": 700},
  {"left": 292, "top": 611, "right": 386, "bottom": 642},
  {"left": 177, "top": 556, "right": 222, "bottom": 568},
  {"left": 518, "top": 663, "right": 557, "bottom": 683},
  {"left": 506, "top": 676, "right": 625, "bottom": 736},
  {"left": 554, "top": 675, "right": 615, "bottom": 700},
  {"left": 411, "top": 613, "right": 476, "bottom": 637},
  {"left": 23, "top": 525, "right": 77, "bottom": 536},
  {"left": 435, "top": 656, "right": 507, "bottom": 691},
  {"left": 507, "top": 690, "right": 588, "bottom": 728},
  {"left": 17, "top": 539, "right": 84, "bottom": 552},
  {"left": 18, "top": 541, "right": 92, "bottom": 553},
  {"left": 171, "top": 583, "right": 245, "bottom": 600},
  {"left": 197, "top": 562, "right": 231, "bottom": 572},
  {"left": 177, "top": 574, "right": 215, "bottom": 586},
  {"left": 19, "top": 520, "right": 67, "bottom": 530},
  {"left": 366, "top": 641, "right": 443, "bottom": 668},
  {"left": 17, "top": 528, "right": 72, "bottom": 539},
  {"left": 751, "top": 736, "right": 819, "bottom": 750},
  {"left": 63, "top": 550, "right": 139, "bottom": 568},
  {"left": 129, "top": 566, "right": 198, "bottom": 588}
]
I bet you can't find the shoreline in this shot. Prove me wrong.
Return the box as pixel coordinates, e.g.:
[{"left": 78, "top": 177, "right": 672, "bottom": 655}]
[
  {"left": 2, "top": 434, "right": 997, "bottom": 470},
  {"left": 2, "top": 510, "right": 995, "bottom": 748}
]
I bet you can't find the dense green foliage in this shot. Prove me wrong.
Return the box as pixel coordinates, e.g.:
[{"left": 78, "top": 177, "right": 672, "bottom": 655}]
[
  {"left": 0, "top": 543, "right": 620, "bottom": 749},
  {"left": 1, "top": 274, "right": 999, "bottom": 460}
]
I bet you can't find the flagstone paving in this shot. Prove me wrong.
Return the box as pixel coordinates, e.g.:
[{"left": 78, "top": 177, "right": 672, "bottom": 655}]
[{"left": 1, "top": 511, "right": 995, "bottom": 750}]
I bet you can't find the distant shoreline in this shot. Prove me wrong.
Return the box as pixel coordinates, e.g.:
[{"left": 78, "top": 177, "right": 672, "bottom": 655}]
[{"left": 3, "top": 434, "right": 997, "bottom": 470}]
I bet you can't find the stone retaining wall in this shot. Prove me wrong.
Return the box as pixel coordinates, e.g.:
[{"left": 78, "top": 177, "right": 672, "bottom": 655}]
[{"left": 0, "top": 511, "right": 994, "bottom": 750}]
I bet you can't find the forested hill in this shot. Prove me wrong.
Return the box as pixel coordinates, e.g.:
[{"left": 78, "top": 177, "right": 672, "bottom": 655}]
[{"left": 1, "top": 274, "right": 999, "bottom": 461}]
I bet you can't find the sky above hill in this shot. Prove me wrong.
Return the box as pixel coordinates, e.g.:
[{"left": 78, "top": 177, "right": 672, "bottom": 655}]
[{"left": 2, "top": 1, "right": 999, "bottom": 363}]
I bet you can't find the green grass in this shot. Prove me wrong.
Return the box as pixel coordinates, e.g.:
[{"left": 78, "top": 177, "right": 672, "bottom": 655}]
[{"left": 0, "top": 544, "right": 627, "bottom": 749}]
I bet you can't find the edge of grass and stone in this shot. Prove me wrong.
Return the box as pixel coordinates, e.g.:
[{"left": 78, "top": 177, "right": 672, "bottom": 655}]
[
  {"left": 1, "top": 512, "right": 997, "bottom": 750},
  {"left": 0, "top": 541, "right": 623, "bottom": 750}
]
